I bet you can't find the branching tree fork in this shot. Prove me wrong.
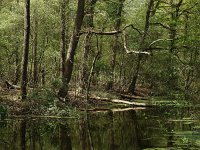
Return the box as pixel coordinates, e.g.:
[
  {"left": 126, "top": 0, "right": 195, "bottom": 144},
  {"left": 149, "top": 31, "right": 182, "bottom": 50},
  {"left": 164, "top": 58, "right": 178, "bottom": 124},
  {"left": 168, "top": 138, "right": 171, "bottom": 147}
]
[{"left": 58, "top": 0, "right": 85, "bottom": 98}]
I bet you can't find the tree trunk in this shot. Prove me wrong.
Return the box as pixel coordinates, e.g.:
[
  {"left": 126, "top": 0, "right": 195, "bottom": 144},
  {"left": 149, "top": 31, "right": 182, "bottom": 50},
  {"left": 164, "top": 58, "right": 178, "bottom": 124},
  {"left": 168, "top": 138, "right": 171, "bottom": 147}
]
[
  {"left": 33, "top": 12, "right": 38, "bottom": 86},
  {"left": 14, "top": 41, "right": 20, "bottom": 85},
  {"left": 60, "top": 0, "right": 69, "bottom": 80},
  {"left": 79, "top": 0, "right": 97, "bottom": 93},
  {"left": 14, "top": 0, "right": 20, "bottom": 85},
  {"left": 21, "top": 0, "right": 30, "bottom": 100},
  {"left": 86, "top": 40, "right": 101, "bottom": 101},
  {"left": 39, "top": 32, "right": 48, "bottom": 86},
  {"left": 128, "top": 0, "right": 154, "bottom": 94},
  {"left": 80, "top": 34, "right": 91, "bottom": 92},
  {"left": 58, "top": 0, "right": 85, "bottom": 98},
  {"left": 107, "top": 0, "right": 124, "bottom": 90},
  {"left": 167, "top": 0, "right": 183, "bottom": 89}
]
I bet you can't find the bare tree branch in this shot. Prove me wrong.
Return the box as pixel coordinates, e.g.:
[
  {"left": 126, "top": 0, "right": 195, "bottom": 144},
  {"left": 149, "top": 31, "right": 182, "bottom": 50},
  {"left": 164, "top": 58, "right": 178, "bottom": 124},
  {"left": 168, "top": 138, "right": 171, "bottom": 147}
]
[
  {"left": 148, "top": 38, "right": 172, "bottom": 47},
  {"left": 80, "top": 30, "right": 121, "bottom": 35},
  {"left": 144, "top": 47, "right": 164, "bottom": 51},
  {"left": 122, "top": 24, "right": 142, "bottom": 35},
  {"left": 123, "top": 31, "right": 150, "bottom": 55},
  {"left": 80, "top": 24, "right": 142, "bottom": 36},
  {"left": 179, "top": 2, "right": 199, "bottom": 16},
  {"left": 151, "top": 0, "right": 162, "bottom": 16},
  {"left": 150, "top": 22, "right": 173, "bottom": 31}
]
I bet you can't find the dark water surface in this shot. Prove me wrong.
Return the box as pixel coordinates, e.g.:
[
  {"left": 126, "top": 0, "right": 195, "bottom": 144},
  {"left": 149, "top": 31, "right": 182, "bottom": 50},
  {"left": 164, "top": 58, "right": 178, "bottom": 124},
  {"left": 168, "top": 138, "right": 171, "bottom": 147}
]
[{"left": 0, "top": 107, "right": 200, "bottom": 150}]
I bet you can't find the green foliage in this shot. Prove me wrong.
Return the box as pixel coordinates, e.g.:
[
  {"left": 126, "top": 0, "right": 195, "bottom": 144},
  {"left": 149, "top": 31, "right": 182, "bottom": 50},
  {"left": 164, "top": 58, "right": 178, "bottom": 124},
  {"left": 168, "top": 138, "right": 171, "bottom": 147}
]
[
  {"left": 0, "top": 105, "right": 7, "bottom": 120},
  {"left": 51, "top": 78, "right": 62, "bottom": 90},
  {"left": 29, "top": 88, "right": 55, "bottom": 105}
]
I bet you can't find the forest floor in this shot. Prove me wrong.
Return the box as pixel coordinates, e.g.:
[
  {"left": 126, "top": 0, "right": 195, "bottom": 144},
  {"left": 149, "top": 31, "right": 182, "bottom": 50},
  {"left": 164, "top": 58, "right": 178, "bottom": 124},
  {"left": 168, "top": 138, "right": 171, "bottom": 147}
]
[
  {"left": 0, "top": 84, "right": 152, "bottom": 117},
  {"left": 0, "top": 83, "right": 192, "bottom": 117}
]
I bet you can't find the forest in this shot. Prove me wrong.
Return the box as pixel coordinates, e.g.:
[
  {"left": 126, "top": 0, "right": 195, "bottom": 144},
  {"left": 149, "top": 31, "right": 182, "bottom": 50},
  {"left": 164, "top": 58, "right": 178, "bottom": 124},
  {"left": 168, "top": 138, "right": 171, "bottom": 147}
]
[
  {"left": 0, "top": 0, "right": 200, "bottom": 149},
  {"left": 1, "top": 0, "right": 200, "bottom": 106}
]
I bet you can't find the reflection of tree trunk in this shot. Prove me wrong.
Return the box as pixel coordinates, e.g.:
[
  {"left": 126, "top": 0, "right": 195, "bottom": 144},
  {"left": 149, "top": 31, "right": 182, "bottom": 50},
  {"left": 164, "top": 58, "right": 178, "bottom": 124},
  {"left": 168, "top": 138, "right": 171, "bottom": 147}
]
[
  {"left": 79, "top": 118, "right": 90, "bottom": 150},
  {"left": 79, "top": 115, "right": 95, "bottom": 150},
  {"left": 108, "top": 111, "right": 115, "bottom": 150},
  {"left": 86, "top": 113, "right": 94, "bottom": 150},
  {"left": 30, "top": 122, "right": 36, "bottom": 150},
  {"left": 167, "top": 122, "right": 174, "bottom": 147},
  {"left": 59, "top": 124, "right": 72, "bottom": 150},
  {"left": 58, "top": 0, "right": 85, "bottom": 98},
  {"left": 128, "top": 0, "right": 154, "bottom": 94},
  {"left": 12, "top": 123, "right": 17, "bottom": 150},
  {"left": 129, "top": 110, "right": 141, "bottom": 150},
  {"left": 20, "top": 120, "right": 26, "bottom": 150},
  {"left": 38, "top": 131, "right": 43, "bottom": 150}
]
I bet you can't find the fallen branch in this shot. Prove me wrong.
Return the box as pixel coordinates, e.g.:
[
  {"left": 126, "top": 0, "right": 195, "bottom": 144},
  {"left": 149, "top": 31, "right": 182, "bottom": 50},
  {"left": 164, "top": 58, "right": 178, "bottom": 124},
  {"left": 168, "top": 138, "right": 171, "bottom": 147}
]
[
  {"left": 120, "top": 93, "right": 148, "bottom": 100},
  {"left": 5, "top": 81, "right": 20, "bottom": 90},
  {"left": 80, "top": 107, "right": 146, "bottom": 112},
  {"left": 88, "top": 96, "right": 151, "bottom": 107},
  {"left": 111, "top": 99, "right": 147, "bottom": 106}
]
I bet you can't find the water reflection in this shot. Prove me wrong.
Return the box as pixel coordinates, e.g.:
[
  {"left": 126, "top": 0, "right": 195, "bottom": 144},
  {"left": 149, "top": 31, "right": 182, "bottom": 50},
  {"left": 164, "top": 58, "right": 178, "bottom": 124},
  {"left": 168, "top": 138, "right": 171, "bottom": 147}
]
[
  {"left": 20, "top": 120, "right": 26, "bottom": 150},
  {"left": 0, "top": 107, "right": 200, "bottom": 150},
  {"left": 58, "top": 123, "right": 72, "bottom": 150}
]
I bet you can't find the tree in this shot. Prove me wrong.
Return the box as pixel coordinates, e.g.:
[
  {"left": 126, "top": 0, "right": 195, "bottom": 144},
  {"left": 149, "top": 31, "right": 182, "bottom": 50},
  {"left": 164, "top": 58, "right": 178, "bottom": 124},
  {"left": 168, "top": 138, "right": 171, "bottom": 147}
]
[
  {"left": 60, "top": 0, "right": 68, "bottom": 80},
  {"left": 21, "top": 0, "right": 30, "bottom": 100},
  {"left": 79, "top": 0, "right": 98, "bottom": 93},
  {"left": 128, "top": 0, "right": 154, "bottom": 94},
  {"left": 106, "top": 0, "right": 125, "bottom": 90},
  {"left": 58, "top": 0, "right": 85, "bottom": 98},
  {"left": 14, "top": 0, "right": 21, "bottom": 85},
  {"left": 33, "top": 8, "right": 38, "bottom": 86}
]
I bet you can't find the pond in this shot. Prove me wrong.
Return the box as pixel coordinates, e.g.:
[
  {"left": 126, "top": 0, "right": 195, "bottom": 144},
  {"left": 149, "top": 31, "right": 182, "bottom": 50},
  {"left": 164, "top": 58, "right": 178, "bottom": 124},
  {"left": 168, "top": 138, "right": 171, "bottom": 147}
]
[{"left": 0, "top": 106, "right": 200, "bottom": 150}]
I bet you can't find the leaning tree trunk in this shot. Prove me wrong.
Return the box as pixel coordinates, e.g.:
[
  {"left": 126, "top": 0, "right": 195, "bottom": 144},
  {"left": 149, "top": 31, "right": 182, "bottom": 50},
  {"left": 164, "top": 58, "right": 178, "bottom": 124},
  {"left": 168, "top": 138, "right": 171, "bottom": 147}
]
[
  {"left": 58, "top": 0, "right": 85, "bottom": 98},
  {"left": 21, "top": 0, "right": 30, "bottom": 100},
  {"left": 128, "top": 0, "right": 154, "bottom": 94}
]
